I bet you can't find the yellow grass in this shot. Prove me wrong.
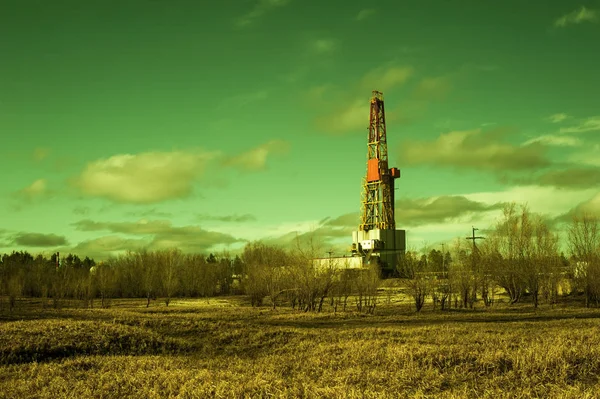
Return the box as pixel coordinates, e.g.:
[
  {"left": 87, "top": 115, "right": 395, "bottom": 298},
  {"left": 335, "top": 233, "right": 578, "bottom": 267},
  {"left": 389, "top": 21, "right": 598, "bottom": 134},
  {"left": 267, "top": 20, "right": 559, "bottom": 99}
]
[{"left": 0, "top": 298, "right": 599, "bottom": 398}]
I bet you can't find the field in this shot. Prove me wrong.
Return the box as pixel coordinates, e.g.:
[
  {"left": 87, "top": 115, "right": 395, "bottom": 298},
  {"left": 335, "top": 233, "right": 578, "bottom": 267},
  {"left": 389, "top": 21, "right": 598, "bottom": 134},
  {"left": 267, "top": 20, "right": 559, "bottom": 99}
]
[{"left": 1, "top": 297, "right": 600, "bottom": 399}]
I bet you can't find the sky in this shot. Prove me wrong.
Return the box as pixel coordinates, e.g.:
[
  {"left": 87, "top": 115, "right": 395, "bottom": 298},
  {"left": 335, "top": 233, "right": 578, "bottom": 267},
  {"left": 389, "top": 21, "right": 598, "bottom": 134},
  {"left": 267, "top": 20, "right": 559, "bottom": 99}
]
[{"left": 1, "top": 0, "right": 599, "bottom": 260}]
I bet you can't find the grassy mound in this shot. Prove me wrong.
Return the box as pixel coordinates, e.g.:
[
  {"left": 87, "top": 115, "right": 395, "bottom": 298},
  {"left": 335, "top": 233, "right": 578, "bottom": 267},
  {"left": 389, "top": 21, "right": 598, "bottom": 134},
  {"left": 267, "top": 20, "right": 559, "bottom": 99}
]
[{"left": 0, "top": 319, "right": 188, "bottom": 365}]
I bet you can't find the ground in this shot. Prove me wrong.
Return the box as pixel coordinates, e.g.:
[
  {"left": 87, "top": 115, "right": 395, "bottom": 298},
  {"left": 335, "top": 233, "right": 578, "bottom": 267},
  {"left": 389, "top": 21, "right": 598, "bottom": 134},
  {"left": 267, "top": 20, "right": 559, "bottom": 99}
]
[{"left": 0, "top": 296, "right": 599, "bottom": 398}]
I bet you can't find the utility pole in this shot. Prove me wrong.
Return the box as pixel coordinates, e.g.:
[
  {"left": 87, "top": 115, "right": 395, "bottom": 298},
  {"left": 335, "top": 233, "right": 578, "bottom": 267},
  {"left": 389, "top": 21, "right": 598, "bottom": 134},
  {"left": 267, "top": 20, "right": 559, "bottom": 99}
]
[
  {"left": 466, "top": 227, "right": 485, "bottom": 270},
  {"left": 466, "top": 227, "right": 484, "bottom": 253},
  {"left": 465, "top": 227, "right": 485, "bottom": 307}
]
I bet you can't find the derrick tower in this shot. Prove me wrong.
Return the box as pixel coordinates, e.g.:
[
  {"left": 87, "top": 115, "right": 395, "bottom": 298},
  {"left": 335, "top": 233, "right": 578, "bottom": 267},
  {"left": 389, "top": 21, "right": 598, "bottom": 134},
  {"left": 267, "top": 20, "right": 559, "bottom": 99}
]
[
  {"left": 351, "top": 90, "right": 406, "bottom": 275},
  {"left": 359, "top": 91, "right": 400, "bottom": 231}
]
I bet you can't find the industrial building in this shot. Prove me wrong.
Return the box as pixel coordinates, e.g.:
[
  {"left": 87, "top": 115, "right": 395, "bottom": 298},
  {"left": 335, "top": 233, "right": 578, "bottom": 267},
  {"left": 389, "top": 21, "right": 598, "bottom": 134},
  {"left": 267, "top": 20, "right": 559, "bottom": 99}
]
[{"left": 314, "top": 91, "right": 406, "bottom": 276}]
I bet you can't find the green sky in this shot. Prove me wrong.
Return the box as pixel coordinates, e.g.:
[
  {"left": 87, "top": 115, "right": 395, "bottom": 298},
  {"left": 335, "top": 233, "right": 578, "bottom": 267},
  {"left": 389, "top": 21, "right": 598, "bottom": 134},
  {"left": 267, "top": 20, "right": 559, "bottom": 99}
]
[{"left": 1, "top": 0, "right": 599, "bottom": 260}]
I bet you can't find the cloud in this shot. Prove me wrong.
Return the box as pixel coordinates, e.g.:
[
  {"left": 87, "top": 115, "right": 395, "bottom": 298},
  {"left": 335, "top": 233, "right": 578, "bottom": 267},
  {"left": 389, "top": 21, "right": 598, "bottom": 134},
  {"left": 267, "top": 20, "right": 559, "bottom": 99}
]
[
  {"left": 218, "top": 90, "right": 268, "bottom": 110},
  {"left": 125, "top": 208, "right": 174, "bottom": 218},
  {"left": 11, "top": 232, "right": 69, "bottom": 247},
  {"left": 548, "top": 113, "right": 569, "bottom": 123},
  {"left": 322, "top": 195, "right": 505, "bottom": 229},
  {"left": 196, "top": 213, "right": 257, "bottom": 223},
  {"left": 568, "top": 144, "right": 600, "bottom": 166},
  {"left": 311, "top": 38, "right": 337, "bottom": 54},
  {"left": 72, "top": 219, "right": 243, "bottom": 252},
  {"left": 359, "top": 65, "right": 414, "bottom": 92},
  {"left": 554, "top": 6, "right": 598, "bottom": 27},
  {"left": 559, "top": 116, "right": 600, "bottom": 134},
  {"left": 73, "top": 206, "right": 91, "bottom": 216},
  {"left": 222, "top": 140, "right": 290, "bottom": 172},
  {"left": 356, "top": 9, "right": 376, "bottom": 21},
  {"left": 554, "top": 191, "right": 600, "bottom": 224},
  {"left": 235, "top": 0, "right": 290, "bottom": 28},
  {"left": 71, "top": 150, "right": 219, "bottom": 204},
  {"left": 309, "top": 64, "right": 466, "bottom": 135},
  {"left": 13, "top": 179, "right": 51, "bottom": 202},
  {"left": 465, "top": 185, "right": 598, "bottom": 220},
  {"left": 314, "top": 98, "right": 369, "bottom": 134},
  {"left": 411, "top": 76, "right": 453, "bottom": 101},
  {"left": 68, "top": 235, "right": 149, "bottom": 261},
  {"left": 512, "top": 166, "right": 600, "bottom": 189},
  {"left": 399, "top": 128, "right": 550, "bottom": 172},
  {"left": 522, "top": 134, "right": 583, "bottom": 147},
  {"left": 262, "top": 224, "right": 353, "bottom": 252},
  {"left": 313, "top": 95, "right": 426, "bottom": 135},
  {"left": 32, "top": 147, "right": 50, "bottom": 162}
]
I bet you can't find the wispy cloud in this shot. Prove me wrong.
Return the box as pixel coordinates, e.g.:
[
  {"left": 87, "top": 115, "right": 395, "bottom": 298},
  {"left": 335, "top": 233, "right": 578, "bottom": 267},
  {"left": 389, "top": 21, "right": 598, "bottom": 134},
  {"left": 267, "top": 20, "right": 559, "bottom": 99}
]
[
  {"left": 32, "top": 147, "right": 50, "bottom": 162},
  {"left": 557, "top": 191, "right": 600, "bottom": 222},
  {"left": 72, "top": 219, "right": 243, "bottom": 256},
  {"left": 13, "top": 179, "right": 53, "bottom": 204},
  {"left": 359, "top": 65, "right": 414, "bottom": 92},
  {"left": 567, "top": 144, "right": 600, "bottom": 166},
  {"left": 559, "top": 116, "right": 600, "bottom": 134},
  {"left": 356, "top": 9, "right": 376, "bottom": 21},
  {"left": 222, "top": 140, "right": 290, "bottom": 172},
  {"left": 547, "top": 113, "right": 569, "bottom": 123},
  {"left": 522, "top": 134, "right": 582, "bottom": 147},
  {"left": 325, "top": 195, "right": 505, "bottom": 229},
  {"left": 510, "top": 166, "right": 600, "bottom": 189},
  {"left": 18, "top": 179, "right": 48, "bottom": 198},
  {"left": 554, "top": 6, "right": 598, "bottom": 27},
  {"left": 196, "top": 213, "right": 257, "bottom": 223},
  {"left": 73, "top": 206, "right": 91, "bottom": 216},
  {"left": 311, "top": 38, "right": 337, "bottom": 54},
  {"left": 125, "top": 208, "right": 174, "bottom": 218},
  {"left": 218, "top": 90, "right": 268, "bottom": 110},
  {"left": 235, "top": 0, "right": 290, "bottom": 29},
  {"left": 399, "top": 128, "right": 550, "bottom": 172},
  {"left": 411, "top": 75, "right": 453, "bottom": 101}
]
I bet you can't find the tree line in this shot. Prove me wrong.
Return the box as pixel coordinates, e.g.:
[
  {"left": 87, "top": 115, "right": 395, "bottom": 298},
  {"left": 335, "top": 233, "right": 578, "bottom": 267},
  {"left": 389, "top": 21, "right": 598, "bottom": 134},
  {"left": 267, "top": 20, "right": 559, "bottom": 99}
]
[
  {"left": 0, "top": 203, "right": 598, "bottom": 313},
  {"left": 399, "top": 204, "right": 599, "bottom": 311}
]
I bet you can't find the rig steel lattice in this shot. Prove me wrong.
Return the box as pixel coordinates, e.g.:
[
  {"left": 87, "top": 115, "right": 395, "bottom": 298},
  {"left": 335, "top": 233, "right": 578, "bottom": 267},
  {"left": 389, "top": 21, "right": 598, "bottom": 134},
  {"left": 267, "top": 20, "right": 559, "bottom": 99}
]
[{"left": 359, "top": 91, "right": 400, "bottom": 231}]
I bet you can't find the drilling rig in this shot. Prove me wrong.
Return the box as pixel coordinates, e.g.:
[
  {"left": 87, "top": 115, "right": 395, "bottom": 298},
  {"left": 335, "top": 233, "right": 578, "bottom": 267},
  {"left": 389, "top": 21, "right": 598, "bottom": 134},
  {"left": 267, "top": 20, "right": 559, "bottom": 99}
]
[
  {"left": 312, "top": 91, "right": 406, "bottom": 275},
  {"left": 351, "top": 91, "right": 406, "bottom": 276}
]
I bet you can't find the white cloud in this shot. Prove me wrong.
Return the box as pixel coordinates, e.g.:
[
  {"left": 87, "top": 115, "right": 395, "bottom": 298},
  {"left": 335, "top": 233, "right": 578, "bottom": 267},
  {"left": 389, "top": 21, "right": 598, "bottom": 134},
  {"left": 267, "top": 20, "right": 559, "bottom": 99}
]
[
  {"left": 559, "top": 116, "right": 600, "bottom": 134},
  {"left": 235, "top": 0, "right": 291, "bottom": 28},
  {"left": 400, "top": 129, "right": 550, "bottom": 171},
  {"left": 465, "top": 185, "right": 599, "bottom": 219},
  {"left": 360, "top": 65, "right": 414, "bottom": 92},
  {"left": 19, "top": 179, "right": 47, "bottom": 197},
  {"left": 522, "top": 134, "right": 582, "bottom": 147},
  {"left": 223, "top": 140, "right": 290, "bottom": 172},
  {"left": 356, "top": 9, "right": 376, "bottom": 21},
  {"left": 554, "top": 6, "right": 598, "bottom": 27},
  {"left": 72, "top": 150, "right": 219, "bottom": 204},
  {"left": 13, "top": 179, "right": 52, "bottom": 204},
  {"left": 315, "top": 98, "right": 367, "bottom": 134}
]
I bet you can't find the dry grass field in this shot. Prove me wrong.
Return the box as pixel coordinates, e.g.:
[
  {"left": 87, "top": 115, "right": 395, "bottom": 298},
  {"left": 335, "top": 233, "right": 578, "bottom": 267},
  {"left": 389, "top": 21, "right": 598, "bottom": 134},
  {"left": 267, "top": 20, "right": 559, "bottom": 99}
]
[{"left": 1, "top": 297, "right": 600, "bottom": 398}]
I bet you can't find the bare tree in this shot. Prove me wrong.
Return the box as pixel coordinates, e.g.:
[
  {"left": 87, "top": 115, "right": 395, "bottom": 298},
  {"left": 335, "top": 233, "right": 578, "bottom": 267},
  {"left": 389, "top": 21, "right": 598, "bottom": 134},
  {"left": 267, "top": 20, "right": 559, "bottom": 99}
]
[
  {"left": 400, "top": 251, "right": 428, "bottom": 312},
  {"left": 568, "top": 214, "right": 600, "bottom": 307},
  {"left": 159, "top": 248, "right": 182, "bottom": 306},
  {"left": 490, "top": 203, "right": 527, "bottom": 304}
]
